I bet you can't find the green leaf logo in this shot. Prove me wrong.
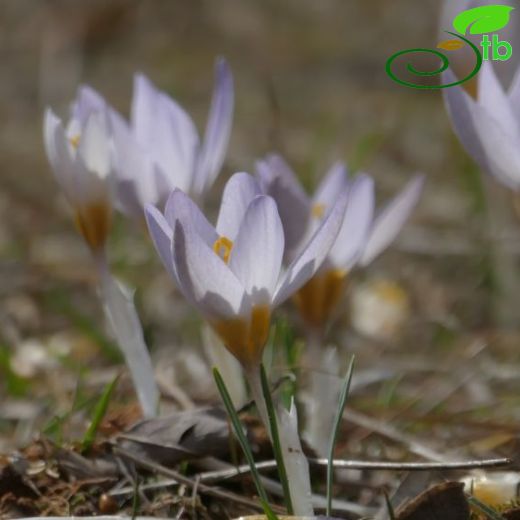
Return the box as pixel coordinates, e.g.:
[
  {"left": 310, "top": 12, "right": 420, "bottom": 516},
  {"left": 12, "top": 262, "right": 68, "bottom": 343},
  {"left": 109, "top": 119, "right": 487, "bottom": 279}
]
[{"left": 453, "top": 5, "right": 514, "bottom": 35}]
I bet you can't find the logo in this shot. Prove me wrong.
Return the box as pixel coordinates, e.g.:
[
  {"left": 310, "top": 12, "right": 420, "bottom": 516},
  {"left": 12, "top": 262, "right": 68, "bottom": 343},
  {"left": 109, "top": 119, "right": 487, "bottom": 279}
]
[{"left": 386, "top": 4, "right": 514, "bottom": 89}]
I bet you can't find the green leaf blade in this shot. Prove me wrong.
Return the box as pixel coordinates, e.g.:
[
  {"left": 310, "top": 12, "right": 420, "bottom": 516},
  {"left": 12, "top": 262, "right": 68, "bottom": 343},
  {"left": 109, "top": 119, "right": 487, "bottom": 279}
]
[
  {"left": 81, "top": 375, "right": 119, "bottom": 452},
  {"left": 326, "top": 355, "right": 355, "bottom": 517},
  {"left": 213, "top": 368, "right": 279, "bottom": 520},
  {"left": 260, "top": 364, "right": 294, "bottom": 514}
]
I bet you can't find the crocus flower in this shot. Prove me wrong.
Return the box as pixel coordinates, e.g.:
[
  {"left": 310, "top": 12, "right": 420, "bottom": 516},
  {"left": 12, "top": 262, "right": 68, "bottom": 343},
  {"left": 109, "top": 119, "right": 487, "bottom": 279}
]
[
  {"left": 44, "top": 96, "right": 112, "bottom": 254},
  {"left": 443, "top": 62, "right": 520, "bottom": 191},
  {"left": 111, "top": 57, "right": 234, "bottom": 220},
  {"left": 62, "top": 58, "right": 233, "bottom": 222},
  {"left": 257, "top": 154, "right": 424, "bottom": 328},
  {"left": 144, "top": 172, "right": 348, "bottom": 370},
  {"left": 44, "top": 88, "right": 159, "bottom": 418}
]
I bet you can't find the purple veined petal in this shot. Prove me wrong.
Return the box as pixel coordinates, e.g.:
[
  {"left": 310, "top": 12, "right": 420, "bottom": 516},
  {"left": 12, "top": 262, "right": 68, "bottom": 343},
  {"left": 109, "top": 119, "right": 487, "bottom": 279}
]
[
  {"left": 216, "top": 172, "right": 262, "bottom": 239},
  {"left": 229, "top": 195, "right": 284, "bottom": 305},
  {"left": 264, "top": 153, "right": 310, "bottom": 204},
  {"left": 77, "top": 111, "right": 111, "bottom": 180},
  {"left": 43, "top": 108, "right": 81, "bottom": 206},
  {"left": 172, "top": 217, "right": 249, "bottom": 321},
  {"left": 359, "top": 175, "right": 424, "bottom": 267},
  {"left": 478, "top": 61, "right": 520, "bottom": 138},
  {"left": 144, "top": 204, "right": 178, "bottom": 283},
  {"left": 311, "top": 161, "right": 348, "bottom": 212},
  {"left": 165, "top": 189, "right": 218, "bottom": 248},
  {"left": 273, "top": 189, "right": 349, "bottom": 306},
  {"left": 71, "top": 85, "right": 107, "bottom": 124},
  {"left": 329, "top": 173, "right": 374, "bottom": 269},
  {"left": 193, "top": 57, "right": 234, "bottom": 196},
  {"left": 110, "top": 108, "right": 168, "bottom": 218},
  {"left": 131, "top": 73, "right": 199, "bottom": 193},
  {"left": 71, "top": 153, "right": 108, "bottom": 209},
  {"left": 131, "top": 73, "right": 157, "bottom": 147},
  {"left": 115, "top": 179, "right": 142, "bottom": 220},
  {"left": 442, "top": 69, "right": 490, "bottom": 173},
  {"left": 63, "top": 113, "right": 111, "bottom": 208},
  {"left": 508, "top": 63, "right": 520, "bottom": 123},
  {"left": 154, "top": 90, "right": 199, "bottom": 192},
  {"left": 470, "top": 102, "right": 520, "bottom": 190},
  {"left": 255, "top": 157, "right": 277, "bottom": 192},
  {"left": 256, "top": 154, "right": 310, "bottom": 256}
]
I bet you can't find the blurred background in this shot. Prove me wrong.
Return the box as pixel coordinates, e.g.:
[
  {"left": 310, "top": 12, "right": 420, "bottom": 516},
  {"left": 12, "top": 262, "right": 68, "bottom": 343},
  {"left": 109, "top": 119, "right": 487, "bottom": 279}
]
[{"left": 2, "top": 0, "right": 520, "bottom": 457}]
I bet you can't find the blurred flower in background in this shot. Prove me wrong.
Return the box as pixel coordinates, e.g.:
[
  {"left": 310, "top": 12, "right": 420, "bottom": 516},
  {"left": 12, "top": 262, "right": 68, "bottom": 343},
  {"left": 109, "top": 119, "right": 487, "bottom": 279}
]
[
  {"left": 444, "top": 62, "right": 520, "bottom": 191},
  {"left": 111, "top": 57, "right": 234, "bottom": 220},
  {"left": 257, "top": 153, "right": 424, "bottom": 330},
  {"left": 44, "top": 98, "right": 112, "bottom": 254}
]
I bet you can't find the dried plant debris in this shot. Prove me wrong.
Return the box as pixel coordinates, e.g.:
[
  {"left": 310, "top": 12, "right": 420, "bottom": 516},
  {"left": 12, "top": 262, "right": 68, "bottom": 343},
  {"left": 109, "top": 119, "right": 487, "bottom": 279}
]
[
  {"left": 394, "top": 481, "right": 470, "bottom": 520},
  {"left": 115, "top": 407, "right": 232, "bottom": 465}
]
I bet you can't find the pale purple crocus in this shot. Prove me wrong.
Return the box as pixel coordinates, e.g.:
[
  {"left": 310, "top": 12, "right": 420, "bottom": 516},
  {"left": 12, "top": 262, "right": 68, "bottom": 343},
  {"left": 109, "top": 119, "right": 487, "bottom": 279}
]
[
  {"left": 145, "top": 172, "right": 348, "bottom": 370},
  {"left": 256, "top": 154, "right": 424, "bottom": 327},
  {"left": 44, "top": 89, "right": 159, "bottom": 418},
  {"left": 66, "top": 58, "right": 233, "bottom": 222},
  {"left": 443, "top": 62, "right": 520, "bottom": 191},
  {"left": 44, "top": 99, "right": 112, "bottom": 253},
  {"left": 113, "top": 57, "right": 234, "bottom": 219}
]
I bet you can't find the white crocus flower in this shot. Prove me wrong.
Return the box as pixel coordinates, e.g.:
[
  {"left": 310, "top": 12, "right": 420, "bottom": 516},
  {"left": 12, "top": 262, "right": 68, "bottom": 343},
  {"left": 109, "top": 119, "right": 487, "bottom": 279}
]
[
  {"left": 44, "top": 90, "right": 159, "bottom": 418},
  {"left": 44, "top": 103, "right": 112, "bottom": 253}
]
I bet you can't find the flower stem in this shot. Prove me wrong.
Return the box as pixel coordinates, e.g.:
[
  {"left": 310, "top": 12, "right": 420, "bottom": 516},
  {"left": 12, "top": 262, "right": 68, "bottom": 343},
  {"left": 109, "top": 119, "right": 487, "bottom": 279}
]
[
  {"left": 245, "top": 366, "right": 314, "bottom": 516},
  {"left": 93, "top": 248, "right": 159, "bottom": 417}
]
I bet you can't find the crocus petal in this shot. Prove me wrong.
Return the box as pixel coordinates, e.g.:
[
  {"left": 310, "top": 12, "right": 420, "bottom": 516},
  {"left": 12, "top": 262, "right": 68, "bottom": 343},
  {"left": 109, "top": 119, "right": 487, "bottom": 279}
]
[
  {"left": 165, "top": 189, "right": 218, "bottom": 248},
  {"left": 78, "top": 111, "right": 111, "bottom": 180},
  {"left": 110, "top": 109, "right": 167, "bottom": 218},
  {"left": 71, "top": 85, "right": 107, "bottom": 124},
  {"left": 229, "top": 195, "right": 284, "bottom": 304},
  {"left": 131, "top": 74, "right": 199, "bottom": 192},
  {"left": 256, "top": 154, "right": 310, "bottom": 256},
  {"left": 311, "top": 161, "right": 348, "bottom": 212},
  {"left": 359, "top": 175, "right": 424, "bottom": 266},
  {"left": 442, "top": 69, "right": 490, "bottom": 173},
  {"left": 509, "top": 64, "right": 520, "bottom": 122},
  {"left": 144, "top": 204, "right": 177, "bottom": 282},
  {"left": 44, "top": 108, "right": 77, "bottom": 204},
  {"left": 216, "top": 172, "right": 262, "bottom": 239},
  {"left": 193, "top": 57, "right": 234, "bottom": 195},
  {"left": 172, "top": 218, "right": 249, "bottom": 320},
  {"left": 329, "top": 173, "right": 374, "bottom": 269},
  {"left": 470, "top": 103, "right": 520, "bottom": 190},
  {"left": 478, "top": 61, "right": 520, "bottom": 138},
  {"left": 273, "top": 189, "right": 349, "bottom": 306}
]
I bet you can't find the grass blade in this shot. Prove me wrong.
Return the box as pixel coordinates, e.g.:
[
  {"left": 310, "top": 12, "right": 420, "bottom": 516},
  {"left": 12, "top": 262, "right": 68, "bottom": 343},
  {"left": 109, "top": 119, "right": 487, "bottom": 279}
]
[
  {"left": 326, "top": 355, "right": 355, "bottom": 516},
  {"left": 81, "top": 375, "right": 119, "bottom": 452},
  {"left": 383, "top": 490, "right": 397, "bottom": 520},
  {"left": 260, "top": 363, "right": 293, "bottom": 514},
  {"left": 213, "top": 368, "right": 279, "bottom": 520},
  {"left": 467, "top": 495, "right": 506, "bottom": 520}
]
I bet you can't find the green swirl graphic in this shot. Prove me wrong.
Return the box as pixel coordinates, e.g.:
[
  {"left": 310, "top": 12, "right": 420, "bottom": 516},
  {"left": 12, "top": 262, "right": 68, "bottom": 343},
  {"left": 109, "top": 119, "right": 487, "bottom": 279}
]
[{"left": 386, "top": 31, "right": 483, "bottom": 89}]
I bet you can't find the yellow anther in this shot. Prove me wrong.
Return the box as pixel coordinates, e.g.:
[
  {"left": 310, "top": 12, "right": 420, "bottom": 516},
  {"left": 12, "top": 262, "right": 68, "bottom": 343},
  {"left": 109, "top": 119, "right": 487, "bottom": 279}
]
[
  {"left": 311, "top": 203, "right": 325, "bottom": 219},
  {"left": 213, "top": 236, "right": 233, "bottom": 264},
  {"left": 69, "top": 134, "right": 81, "bottom": 150}
]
